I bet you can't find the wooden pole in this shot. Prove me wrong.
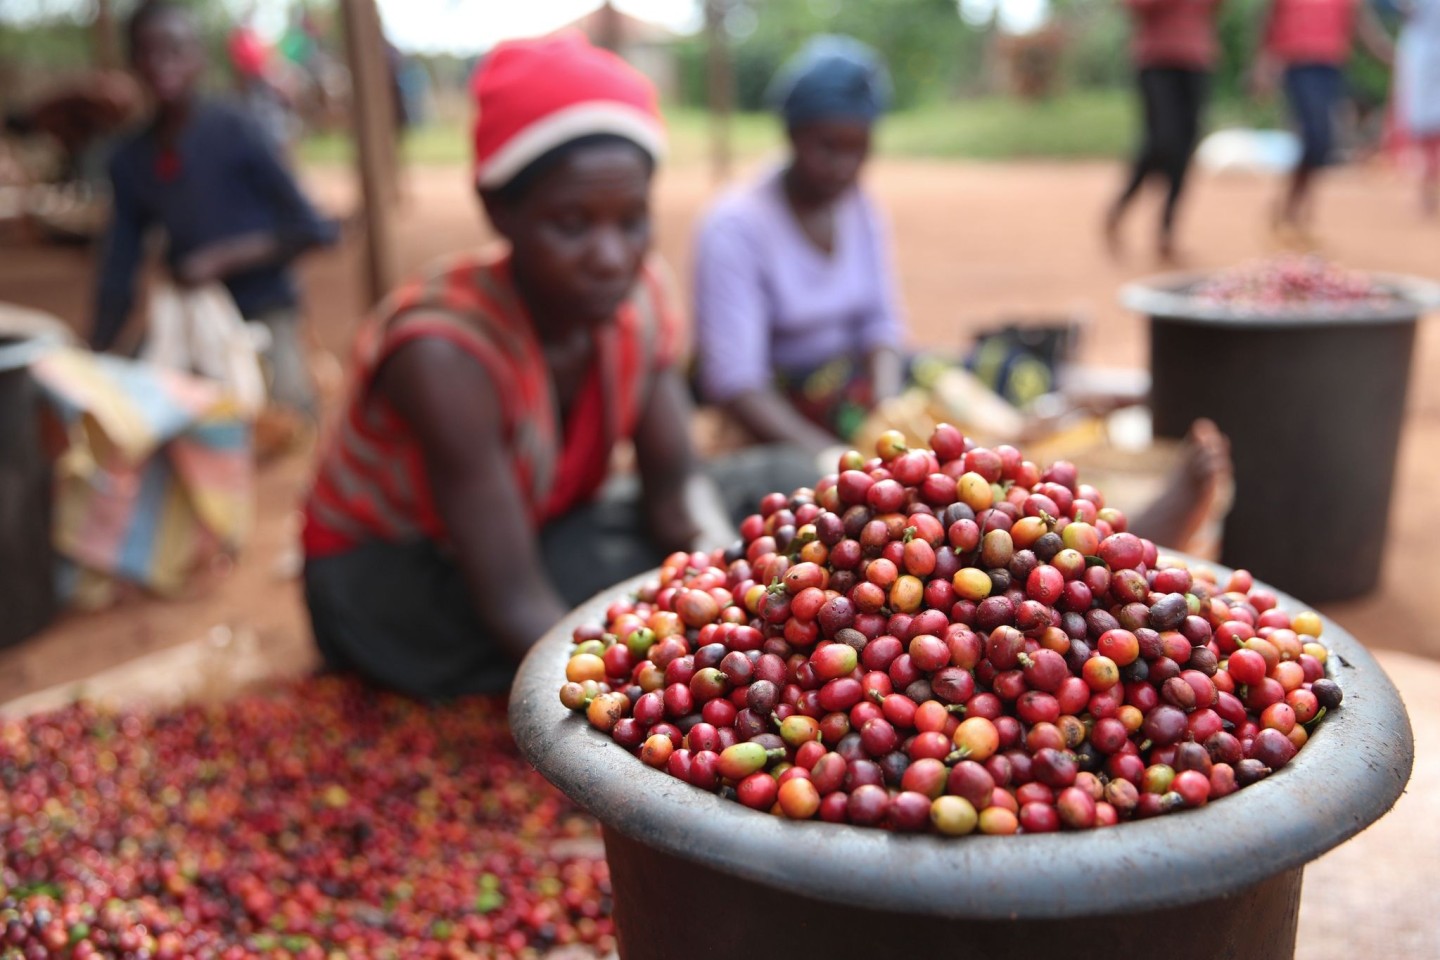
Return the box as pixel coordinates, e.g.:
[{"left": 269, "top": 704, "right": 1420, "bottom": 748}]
[
  {"left": 357, "top": 0, "right": 402, "bottom": 205},
  {"left": 704, "top": 0, "right": 733, "bottom": 184},
  {"left": 339, "top": 0, "right": 398, "bottom": 307},
  {"left": 93, "top": 0, "right": 121, "bottom": 70},
  {"left": 595, "top": 1, "right": 623, "bottom": 53}
]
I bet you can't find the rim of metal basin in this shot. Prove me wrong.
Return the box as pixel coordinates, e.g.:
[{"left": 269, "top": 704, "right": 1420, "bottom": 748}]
[{"left": 1119, "top": 271, "right": 1440, "bottom": 328}]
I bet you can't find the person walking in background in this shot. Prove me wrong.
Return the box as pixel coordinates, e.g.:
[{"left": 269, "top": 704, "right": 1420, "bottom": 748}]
[
  {"left": 92, "top": 1, "right": 337, "bottom": 419},
  {"left": 1395, "top": 0, "right": 1440, "bottom": 215},
  {"left": 1105, "top": 0, "right": 1224, "bottom": 263},
  {"left": 1254, "top": 0, "right": 1395, "bottom": 246},
  {"left": 229, "top": 22, "right": 299, "bottom": 160}
]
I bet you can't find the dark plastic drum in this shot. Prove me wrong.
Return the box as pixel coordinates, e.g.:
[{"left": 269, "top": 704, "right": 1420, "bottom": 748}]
[{"left": 1123, "top": 273, "right": 1439, "bottom": 602}]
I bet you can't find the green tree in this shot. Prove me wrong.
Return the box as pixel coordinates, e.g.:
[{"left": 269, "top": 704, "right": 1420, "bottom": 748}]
[
  {"left": 1, "top": 0, "right": 242, "bottom": 90},
  {"left": 675, "top": 0, "right": 987, "bottom": 111}
]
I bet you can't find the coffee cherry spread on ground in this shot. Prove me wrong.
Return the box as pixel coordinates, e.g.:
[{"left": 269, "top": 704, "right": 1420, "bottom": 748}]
[
  {"left": 1191, "top": 255, "right": 1394, "bottom": 313},
  {"left": 1, "top": 677, "right": 614, "bottom": 959},
  {"left": 561, "top": 426, "right": 1341, "bottom": 835}
]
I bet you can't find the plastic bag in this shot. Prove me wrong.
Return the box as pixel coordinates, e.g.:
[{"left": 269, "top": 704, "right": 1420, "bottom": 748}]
[{"left": 142, "top": 283, "right": 267, "bottom": 418}]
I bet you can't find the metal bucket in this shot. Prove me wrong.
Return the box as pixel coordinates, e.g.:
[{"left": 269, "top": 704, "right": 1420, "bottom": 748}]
[
  {"left": 1123, "top": 274, "right": 1440, "bottom": 603},
  {"left": 509, "top": 566, "right": 1413, "bottom": 960}
]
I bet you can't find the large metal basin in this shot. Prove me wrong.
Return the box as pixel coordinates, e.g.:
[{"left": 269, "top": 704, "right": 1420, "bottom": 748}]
[{"left": 510, "top": 564, "right": 1413, "bottom": 960}]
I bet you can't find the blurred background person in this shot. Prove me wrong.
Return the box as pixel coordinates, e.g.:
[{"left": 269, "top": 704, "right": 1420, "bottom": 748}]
[
  {"left": 1104, "top": 0, "right": 1224, "bottom": 262},
  {"left": 277, "top": 6, "right": 349, "bottom": 135},
  {"left": 1395, "top": 0, "right": 1440, "bottom": 215},
  {"left": 1254, "top": 0, "right": 1395, "bottom": 245},
  {"left": 228, "top": 21, "right": 300, "bottom": 160},
  {"left": 694, "top": 35, "right": 903, "bottom": 458},
  {"left": 91, "top": 0, "right": 337, "bottom": 419}
]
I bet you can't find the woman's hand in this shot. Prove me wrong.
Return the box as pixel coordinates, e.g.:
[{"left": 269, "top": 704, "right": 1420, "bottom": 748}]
[
  {"left": 173, "top": 247, "right": 226, "bottom": 287},
  {"left": 173, "top": 232, "right": 282, "bottom": 287},
  {"left": 636, "top": 368, "right": 735, "bottom": 553},
  {"left": 724, "top": 388, "right": 842, "bottom": 461}
]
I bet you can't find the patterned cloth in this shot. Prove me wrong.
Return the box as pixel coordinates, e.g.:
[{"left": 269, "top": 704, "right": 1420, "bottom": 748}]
[
  {"left": 777, "top": 325, "right": 1064, "bottom": 443},
  {"left": 303, "top": 249, "right": 678, "bottom": 558},
  {"left": 22, "top": 346, "right": 253, "bottom": 596},
  {"left": 776, "top": 353, "right": 953, "bottom": 442}
]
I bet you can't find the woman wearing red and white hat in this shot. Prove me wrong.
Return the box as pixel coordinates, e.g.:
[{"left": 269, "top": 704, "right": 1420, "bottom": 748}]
[{"left": 301, "top": 34, "right": 805, "bottom": 698}]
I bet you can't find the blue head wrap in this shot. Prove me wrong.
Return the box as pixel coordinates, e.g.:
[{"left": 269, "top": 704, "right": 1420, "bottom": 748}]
[{"left": 767, "top": 35, "right": 892, "bottom": 128}]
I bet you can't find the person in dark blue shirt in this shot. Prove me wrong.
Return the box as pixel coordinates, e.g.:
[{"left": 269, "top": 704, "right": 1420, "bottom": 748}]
[{"left": 92, "top": 0, "right": 337, "bottom": 416}]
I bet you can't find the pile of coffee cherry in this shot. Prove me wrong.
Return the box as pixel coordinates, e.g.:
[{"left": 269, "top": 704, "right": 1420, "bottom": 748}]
[
  {"left": 1192, "top": 255, "right": 1394, "bottom": 313},
  {"left": 560, "top": 426, "right": 1341, "bottom": 835},
  {"left": 2, "top": 676, "right": 613, "bottom": 959}
]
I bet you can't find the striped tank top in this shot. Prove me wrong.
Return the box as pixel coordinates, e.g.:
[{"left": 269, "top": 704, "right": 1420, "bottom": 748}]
[{"left": 303, "top": 249, "right": 677, "bottom": 557}]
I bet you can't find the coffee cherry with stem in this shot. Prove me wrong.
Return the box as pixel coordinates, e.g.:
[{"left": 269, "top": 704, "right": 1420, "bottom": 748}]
[{"left": 717, "top": 742, "right": 785, "bottom": 780}]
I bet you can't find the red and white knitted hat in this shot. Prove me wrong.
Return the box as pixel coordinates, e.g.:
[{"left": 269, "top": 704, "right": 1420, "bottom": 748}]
[{"left": 470, "top": 31, "right": 666, "bottom": 190}]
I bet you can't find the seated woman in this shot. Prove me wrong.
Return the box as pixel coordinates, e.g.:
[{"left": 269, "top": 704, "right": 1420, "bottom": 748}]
[
  {"left": 695, "top": 35, "right": 903, "bottom": 459},
  {"left": 693, "top": 35, "right": 1230, "bottom": 552},
  {"left": 302, "top": 34, "right": 754, "bottom": 699}
]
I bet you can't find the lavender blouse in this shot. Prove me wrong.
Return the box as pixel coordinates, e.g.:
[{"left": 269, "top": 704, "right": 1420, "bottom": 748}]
[{"left": 693, "top": 168, "right": 904, "bottom": 403}]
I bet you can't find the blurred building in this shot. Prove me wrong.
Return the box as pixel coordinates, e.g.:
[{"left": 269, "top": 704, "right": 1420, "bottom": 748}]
[{"left": 555, "top": 1, "right": 679, "bottom": 101}]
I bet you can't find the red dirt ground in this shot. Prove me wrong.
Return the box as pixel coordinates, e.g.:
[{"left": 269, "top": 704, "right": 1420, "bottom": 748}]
[{"left": 1, "top": 156, "right": 1437, "bottom": 958}]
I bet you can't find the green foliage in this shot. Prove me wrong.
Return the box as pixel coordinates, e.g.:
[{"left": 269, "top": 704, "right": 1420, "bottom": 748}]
[
  {"left": 300, "top": 92, "right": 1178, "bottom": 168},
  {"left": 675, "top": 0, "right": 988, "bottom": 111},
  {"left": 1213, "top": 0, "right": 1269, "bottom": 101},
  {"left": 880, "top": 90, "right": 1135, "bottom": 158},
  {"left": 0, "top": 0, "right": 235, "bottom": 85},
  {"left": 1055, "top": 0, "right": 1133, "bottom": 91},
  {"left": 0, "top": 11, "right": 93, "bottom": 77}
]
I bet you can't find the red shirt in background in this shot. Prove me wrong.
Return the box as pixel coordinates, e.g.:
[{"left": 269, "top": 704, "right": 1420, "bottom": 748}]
[
  {"left": 1265, "top": 0, "right": 1360, "bottom": 65},
  {"left": 1127, "top": 0, "right": 1225, "bottom": 70}
]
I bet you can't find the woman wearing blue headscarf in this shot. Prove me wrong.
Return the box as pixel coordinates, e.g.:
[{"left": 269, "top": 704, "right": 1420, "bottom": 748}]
[
  {"left": 692, "top": 36, "right": 1232, "bottom": 553},
  {"left": 693, "top": 36, "right": 904, "bottom": 456}
]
